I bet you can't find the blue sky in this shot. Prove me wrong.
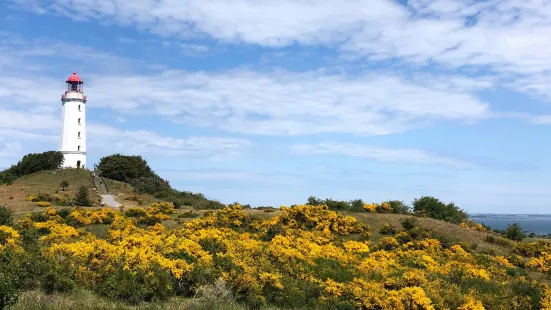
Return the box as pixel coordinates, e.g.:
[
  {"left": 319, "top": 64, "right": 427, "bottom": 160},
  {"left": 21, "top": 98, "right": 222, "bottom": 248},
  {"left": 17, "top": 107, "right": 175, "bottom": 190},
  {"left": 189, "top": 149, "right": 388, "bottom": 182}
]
[{"left": 2, "top": 0, "right": 551, "bottom": 213}]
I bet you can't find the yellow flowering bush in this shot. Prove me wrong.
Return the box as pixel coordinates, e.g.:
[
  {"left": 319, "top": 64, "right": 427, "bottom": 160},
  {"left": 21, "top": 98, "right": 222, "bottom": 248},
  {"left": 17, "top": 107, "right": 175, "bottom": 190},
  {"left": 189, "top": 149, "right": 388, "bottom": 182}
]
[
  {"left": 4, "top": 202, "right": 549, "bottom": 309},
  {"left": 36, "top": 201, "right": 51, "bottom": 208},
  {"left": 0, "top": 225, "right": 23, "bottom": 253},
  {"left": 25, "top": 195, "right": 39, "bottom": 202}
]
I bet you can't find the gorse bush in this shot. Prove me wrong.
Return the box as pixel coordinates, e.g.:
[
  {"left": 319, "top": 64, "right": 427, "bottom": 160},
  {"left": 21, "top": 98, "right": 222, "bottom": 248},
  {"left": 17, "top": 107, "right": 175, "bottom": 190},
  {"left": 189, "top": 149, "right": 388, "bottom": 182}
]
[
  {"left": 307, "top": 196, "right": 412, "bottom": 215},
  {"left": 3, "top": 203, "right": 551, "bottom": 309}
]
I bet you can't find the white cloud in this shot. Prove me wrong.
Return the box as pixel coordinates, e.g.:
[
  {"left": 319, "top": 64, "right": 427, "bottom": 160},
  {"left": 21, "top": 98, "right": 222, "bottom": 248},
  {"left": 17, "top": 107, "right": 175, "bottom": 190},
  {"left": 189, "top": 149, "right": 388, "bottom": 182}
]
[
  {"left": 88, "top": 123, "right": 251, "bottom": 159},
  {"left": 10, "top": 0, "right": 551, "bottom": 77},
  {"left": 158, "top": 169, "right": 257, "bottom": 181},
  {"left": 10, "top": 0, "right": 400, "bottom": 47},
  {"left": 180, "top": 43, "right": 210, "bottom": 52},
  {"left": 291, "top": 142, "right": 472, "bottom": 167},
  {"left": 11, "top": 0, "right": 551, "bottom": 113},
  {"left": 0, "top": 137, "right": 23, "bottom": 159},
  {"left": 0, "top": 109, "right": 59, "bottom": 130},
  {"left": 85, "top": 69, "right": 489, "bottom": 136}
]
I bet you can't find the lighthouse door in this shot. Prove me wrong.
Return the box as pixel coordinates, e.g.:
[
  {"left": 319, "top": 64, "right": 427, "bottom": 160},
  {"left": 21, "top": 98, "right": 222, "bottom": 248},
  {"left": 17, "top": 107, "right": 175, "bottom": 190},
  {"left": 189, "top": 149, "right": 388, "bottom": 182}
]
[{"left": 77, "top": 160, "right": 81, "bottom": 169}]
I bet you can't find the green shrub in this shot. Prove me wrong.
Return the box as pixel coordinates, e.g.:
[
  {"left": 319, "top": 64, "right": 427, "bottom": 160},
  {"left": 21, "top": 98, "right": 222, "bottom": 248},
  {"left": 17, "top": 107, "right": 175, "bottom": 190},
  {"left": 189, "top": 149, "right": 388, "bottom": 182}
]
[
  {"left": 0, "top": 207, "right": 13, "bottom": 226},
  {"left": 36, "top": 192, "right": 53, "bottom": 202},
  {"left": 30, "top": 212, "right": 48, "bottom": 223},
  {"left": 387, "top": 200, "right": 411, "bottom": 214},
  {"left": 131, "top": 177, "right": 166, "bottom": 195},
  {"left": 504, "top": 223, "right": 527, "bottom": 241},
  {"left": 349, "top": 199, "right": 365, "bottom": 212},
  {"left": 0, "top": 250, "right": 44, "bottom": 309},
  {"left": 0, "top": 259, "right": 22, "bottom": 309},
  {"left": 485, "top": 234, "right": 515, "bottom": 247},
  {"left": 57, "top": 208, "right": 71, "bottom": 219},
  {"left": 41, "top": 262, "right": 75, "bottom": 295},
  {"left": 125, "top": 208, "right": 147, "bottom": 218},
  {"left": 379, "top": 223, "right": 398, "bottom": 235},
  {"left": 0, "top": 151, "right": 64, "bottom": 185},
  {"left": 74, "top": 186, "right": 91, "bottom": 207},
  {"left": 178, "top": 211, "right": 199, "bottom": 219},
  {"left": 137, "top": 215, "right": 162, "bottom": 226},
  {"left": 94, "top": 264, "right": 173, "bottom": 304},
  {"left": 400, "top": 218, "right": 419, "bottom": 230},
  {"left": 412, "top": 196, "right": 468, "bottom": 224}
]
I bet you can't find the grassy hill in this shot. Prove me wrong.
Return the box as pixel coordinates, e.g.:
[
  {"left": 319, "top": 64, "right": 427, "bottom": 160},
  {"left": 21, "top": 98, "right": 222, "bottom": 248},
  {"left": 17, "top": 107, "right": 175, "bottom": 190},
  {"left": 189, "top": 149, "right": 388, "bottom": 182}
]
[
  {"left": 0, "top": 169, "right": 160, "bottom": 215},
  {"left": 0, "top": 169, "right": 100, "bottom": 214}
]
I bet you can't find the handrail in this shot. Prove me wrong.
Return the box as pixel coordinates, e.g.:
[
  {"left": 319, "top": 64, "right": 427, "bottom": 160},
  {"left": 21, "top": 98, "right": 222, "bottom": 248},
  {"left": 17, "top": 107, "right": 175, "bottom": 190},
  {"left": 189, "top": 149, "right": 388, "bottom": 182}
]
[
  {"left": 98, "top": 171, "right": 110, "bottom": 194},
  {"left": 86, "top": 168, "right": 96, "bottom": 190}
]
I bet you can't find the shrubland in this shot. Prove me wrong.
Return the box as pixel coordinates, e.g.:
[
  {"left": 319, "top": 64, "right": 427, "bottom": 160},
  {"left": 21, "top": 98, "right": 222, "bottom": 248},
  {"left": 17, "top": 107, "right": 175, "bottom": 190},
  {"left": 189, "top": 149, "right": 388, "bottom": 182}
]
[
  {"left": 2, "top": 151, "right": 551, "bottom": 309},
  {"left": 1, "top": 202, "right": 551, "bottom": 310}
]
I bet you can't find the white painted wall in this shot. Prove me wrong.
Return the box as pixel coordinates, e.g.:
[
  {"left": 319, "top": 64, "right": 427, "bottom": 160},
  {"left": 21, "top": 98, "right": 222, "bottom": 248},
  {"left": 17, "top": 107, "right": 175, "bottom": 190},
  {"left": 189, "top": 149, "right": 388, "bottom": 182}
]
[{"left": 60, "top": 91, "right": 86, "bottom": 168}]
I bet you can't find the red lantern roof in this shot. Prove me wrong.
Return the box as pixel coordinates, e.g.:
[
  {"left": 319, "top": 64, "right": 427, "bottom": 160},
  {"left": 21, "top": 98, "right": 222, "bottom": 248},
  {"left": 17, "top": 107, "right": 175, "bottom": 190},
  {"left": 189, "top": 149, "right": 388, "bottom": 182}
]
[{"left": 66, "top": 72, "right": 83, "bottom": 83}]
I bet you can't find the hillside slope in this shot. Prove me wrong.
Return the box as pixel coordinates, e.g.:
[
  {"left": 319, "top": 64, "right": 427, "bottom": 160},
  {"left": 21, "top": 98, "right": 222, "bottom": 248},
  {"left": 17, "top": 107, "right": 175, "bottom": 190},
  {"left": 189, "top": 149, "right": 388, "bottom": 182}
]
[{"left": 0, "top": 169, "right": 154, "bottom": 214}]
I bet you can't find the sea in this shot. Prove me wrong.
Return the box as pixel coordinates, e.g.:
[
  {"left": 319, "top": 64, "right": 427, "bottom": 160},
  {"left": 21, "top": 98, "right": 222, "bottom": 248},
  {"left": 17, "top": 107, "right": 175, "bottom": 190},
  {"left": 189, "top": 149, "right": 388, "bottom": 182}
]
[{"left": 470, "top": 214, "right": 551, "bottom": 235}]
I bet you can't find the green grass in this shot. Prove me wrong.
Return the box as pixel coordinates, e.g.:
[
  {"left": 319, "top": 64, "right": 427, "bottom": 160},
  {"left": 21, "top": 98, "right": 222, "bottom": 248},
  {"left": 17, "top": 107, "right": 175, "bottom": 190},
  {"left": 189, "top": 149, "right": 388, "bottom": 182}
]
[
  {"left": 0, "top": 169, "right": 163, "bottom": 217},
  {"left": 11, "top": 289, "right": 254, "bottom": 310},
  {"left": 0, "top": 169, "right": 101, "bottom": 214}
]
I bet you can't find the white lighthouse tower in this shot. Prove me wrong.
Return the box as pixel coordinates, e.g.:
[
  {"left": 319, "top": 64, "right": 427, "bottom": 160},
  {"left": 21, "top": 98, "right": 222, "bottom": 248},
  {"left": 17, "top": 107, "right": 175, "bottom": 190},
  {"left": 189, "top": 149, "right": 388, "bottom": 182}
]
[{"left": 60, "top": 72, "right": 87, "bottom": 169}]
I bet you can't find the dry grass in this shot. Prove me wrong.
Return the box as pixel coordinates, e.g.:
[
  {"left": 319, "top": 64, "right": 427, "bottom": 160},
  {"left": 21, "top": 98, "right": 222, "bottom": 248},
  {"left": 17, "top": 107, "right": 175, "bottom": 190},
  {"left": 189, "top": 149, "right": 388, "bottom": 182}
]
[
  {"left": 351, "top": 212, "right": 512, "bottom": 255},
  {"left": 0, "top": 169, "right": 101, "bottom": 215},
  {"left": 104, "top": 179, "right": 158, "bottom": 208},
  {"left": 11, "top": 289, "right": 254, "bottom": 310}
]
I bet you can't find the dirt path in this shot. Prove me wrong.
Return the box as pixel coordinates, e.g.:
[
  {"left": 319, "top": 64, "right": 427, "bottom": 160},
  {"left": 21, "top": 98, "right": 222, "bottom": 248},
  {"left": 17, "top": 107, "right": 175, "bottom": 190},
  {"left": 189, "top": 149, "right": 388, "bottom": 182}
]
[{"left": 100, "top": 194, "right": 121, "bottom": 208}]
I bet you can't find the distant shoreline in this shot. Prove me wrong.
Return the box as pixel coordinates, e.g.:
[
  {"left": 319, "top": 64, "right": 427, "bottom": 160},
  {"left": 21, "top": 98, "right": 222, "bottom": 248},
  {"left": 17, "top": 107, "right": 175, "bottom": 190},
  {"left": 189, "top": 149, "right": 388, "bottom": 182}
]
[{"left": 469, "top": 215, "right": 551, "bottom": 236}]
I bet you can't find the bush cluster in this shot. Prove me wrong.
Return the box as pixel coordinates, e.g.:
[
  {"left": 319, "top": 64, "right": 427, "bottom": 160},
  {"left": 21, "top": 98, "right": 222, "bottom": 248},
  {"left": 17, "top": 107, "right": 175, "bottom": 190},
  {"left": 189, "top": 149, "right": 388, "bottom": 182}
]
[
  {"left": 0, "top": 151, "right": 64, "bottom": 185},
  {"left": 97, "top": 154, "right": 225, "bottom": 210},
  {"left": 306, "top": 196, "right": 412, "bottom": 214},
  {"left": 412, "top": 196, "right": 468, "bottom": 224},
  {"left": 2, "top": 203, "right": 550, "bottom": 309}
]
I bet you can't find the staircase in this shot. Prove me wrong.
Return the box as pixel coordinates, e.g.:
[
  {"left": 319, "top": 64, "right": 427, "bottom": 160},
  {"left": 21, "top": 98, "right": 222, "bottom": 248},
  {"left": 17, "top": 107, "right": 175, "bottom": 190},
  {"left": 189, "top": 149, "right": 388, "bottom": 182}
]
[{"left": 88, "top": 168, "right": 121, "bottom": 208}]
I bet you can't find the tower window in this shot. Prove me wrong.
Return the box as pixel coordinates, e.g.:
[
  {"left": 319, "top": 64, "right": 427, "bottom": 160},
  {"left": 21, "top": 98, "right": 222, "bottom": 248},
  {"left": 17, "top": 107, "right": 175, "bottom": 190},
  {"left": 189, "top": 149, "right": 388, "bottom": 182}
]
[
  {"left": 78, "top": 105, "right": 81, "bottom": 111},
  {"left": 78, "top": 132, "right": 81, "bottom": 138},
  {"left": 78, "top": 118, "right": 81, "bottom": 124},
  {"left": 78, "top": 145, "right": 81, "bottom": 151}
]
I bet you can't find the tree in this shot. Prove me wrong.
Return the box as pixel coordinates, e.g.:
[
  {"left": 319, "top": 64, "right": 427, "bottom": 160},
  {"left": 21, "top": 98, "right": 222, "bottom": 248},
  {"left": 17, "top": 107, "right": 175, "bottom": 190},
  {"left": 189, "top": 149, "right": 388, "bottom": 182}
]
[
  {"left": 387, "top": 200, "right": 411, "bottom": 214},
  {"left": 0, "top": 151, "right": 64, "bottom": 185},
  {"left": 131, "top": 177, "right": 166, "bottom": 195},
  {"left": 97, "top": 154, "right": 158, "bottom": 184},
  {"left": 74, "top": 186, "right": 91, "bottom": 207},
  {"left": 350, "top": 199, "right": 365, "bottom": 212},
  {"left": 504, "top": 223, "right": 527, "bottom": 241},
  {"left": 60, "top": 180, "right": 69, "bottom": 191},
  {"left": 412, "top": 196, "right": 468, "bottom": 224},
  {"left": 306, "top": 196, "right": 323, "bottom": 206}
]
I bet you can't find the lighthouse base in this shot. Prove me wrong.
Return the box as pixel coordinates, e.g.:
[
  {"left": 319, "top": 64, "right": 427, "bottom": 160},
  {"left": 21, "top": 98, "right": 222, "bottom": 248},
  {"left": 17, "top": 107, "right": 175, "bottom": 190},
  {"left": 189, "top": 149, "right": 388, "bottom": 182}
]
[{"left": 61, "top": 151, "right": 87, "bottom": 169}]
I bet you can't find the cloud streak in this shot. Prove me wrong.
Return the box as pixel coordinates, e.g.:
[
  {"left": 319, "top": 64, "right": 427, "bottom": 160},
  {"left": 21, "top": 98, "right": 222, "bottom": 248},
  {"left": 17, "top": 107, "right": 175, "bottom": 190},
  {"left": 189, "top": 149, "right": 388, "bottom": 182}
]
[
  {"left": 88, "top": 124, "right": 251, "bottom": 159},
  {"left": 291, "top": 142, "right": 473, "bottom": 168}
]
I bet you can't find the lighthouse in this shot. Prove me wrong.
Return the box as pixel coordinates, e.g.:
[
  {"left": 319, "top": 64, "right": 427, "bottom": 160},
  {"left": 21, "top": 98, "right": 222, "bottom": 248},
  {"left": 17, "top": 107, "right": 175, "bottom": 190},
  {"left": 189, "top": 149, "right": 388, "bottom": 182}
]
[{"left": 60, "top": 72, "right": 87, "bottom": 169}]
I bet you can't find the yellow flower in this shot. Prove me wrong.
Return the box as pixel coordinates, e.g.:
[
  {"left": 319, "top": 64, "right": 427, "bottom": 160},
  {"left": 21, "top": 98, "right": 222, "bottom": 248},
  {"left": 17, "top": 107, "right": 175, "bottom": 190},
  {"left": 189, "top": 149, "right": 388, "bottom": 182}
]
[
  {"left": 458, "top": 297, "right": 486, "bottom": 310},
  {"left": 363, "top": 203, "right": 377, "bottom": 213},
  {"left": 0, "top": 225, "right": 23, "bottom": 253}
]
